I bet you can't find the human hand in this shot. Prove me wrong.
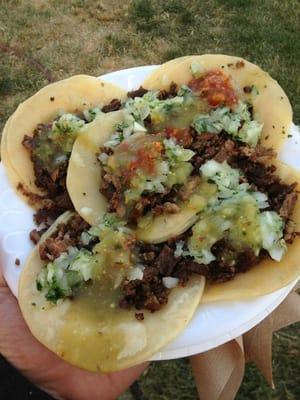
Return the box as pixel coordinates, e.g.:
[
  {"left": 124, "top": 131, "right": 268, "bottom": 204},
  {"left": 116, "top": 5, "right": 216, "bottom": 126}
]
[{"left": 0, "top": 269, "right": 148, "bottom": 400}]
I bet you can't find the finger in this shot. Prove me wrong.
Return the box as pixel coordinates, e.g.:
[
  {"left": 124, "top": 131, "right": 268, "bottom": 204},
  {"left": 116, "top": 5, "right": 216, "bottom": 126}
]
[
  {"left": 0, "top": 288, "right": 148, "bottom": 400},
  {"left": 0, "top": 267, "right": 7, "bottom": 287},
  {"left": 58, "top": 361, "right": 149, "bottom": 400}
]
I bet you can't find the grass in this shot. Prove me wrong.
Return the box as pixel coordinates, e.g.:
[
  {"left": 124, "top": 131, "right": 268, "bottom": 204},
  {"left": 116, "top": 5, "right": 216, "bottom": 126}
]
[{"left": 0, "top": 0, "right": 299, "bottom": 398}]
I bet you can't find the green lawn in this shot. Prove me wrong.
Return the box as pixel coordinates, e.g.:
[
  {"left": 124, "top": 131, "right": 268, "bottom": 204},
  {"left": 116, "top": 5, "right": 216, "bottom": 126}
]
[{"left": 1, "top": 1, "right": 299, "bottom": 398}]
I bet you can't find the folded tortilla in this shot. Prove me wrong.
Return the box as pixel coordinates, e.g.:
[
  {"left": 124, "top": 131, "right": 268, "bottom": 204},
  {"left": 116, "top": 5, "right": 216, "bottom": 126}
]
[
  {"left": 67, "top": 111, "right": 300, "bottom": 303},
  {"left": 18, "top": 211, "right": 205, "bottom": 372},
  {"left": 202, "top": 160, "right": 300, "bottom": 302},
  {"left": 1, "top": 75, "right": 126, "bottom": 202},
  {"left": 144, "top": 54, "right": 293, "bottom": 151}
]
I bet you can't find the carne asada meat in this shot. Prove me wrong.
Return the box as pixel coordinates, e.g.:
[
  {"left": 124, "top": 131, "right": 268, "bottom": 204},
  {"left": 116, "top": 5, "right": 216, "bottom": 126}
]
[{"left": 39, "top": 214, "right": 93, "bottom": 262}]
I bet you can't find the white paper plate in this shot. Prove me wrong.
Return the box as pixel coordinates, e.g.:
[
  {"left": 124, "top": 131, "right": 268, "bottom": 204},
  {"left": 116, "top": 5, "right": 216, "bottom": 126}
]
[{"left": 1, "top": 65, "right": 299, "bottom": 361}]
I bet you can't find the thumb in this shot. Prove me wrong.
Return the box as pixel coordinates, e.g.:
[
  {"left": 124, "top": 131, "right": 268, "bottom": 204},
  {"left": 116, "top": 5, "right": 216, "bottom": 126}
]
[
  {"left": 0, "top": 267, "right": 7, "bottom": 287},
  {"left": 0, "top": 280, "right": 149, "bottom": 400},
  {"left": 0, "top": 268, "right": 148, "bottom": 400}
]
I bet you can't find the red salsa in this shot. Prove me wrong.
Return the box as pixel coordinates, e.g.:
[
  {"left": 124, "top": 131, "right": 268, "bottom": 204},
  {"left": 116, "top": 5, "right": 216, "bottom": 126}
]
[
  {"left": 115, "top": 136, "right": 163, "bottom": 185},
  {"left": 128, "top": 142, "right": 162, "bottom": 175},
  {"left": 188, "top": 69, "right": 238, "bottom": 108},
  {"left": 163, "top": 127, "right": 193, "bottom": 148}
]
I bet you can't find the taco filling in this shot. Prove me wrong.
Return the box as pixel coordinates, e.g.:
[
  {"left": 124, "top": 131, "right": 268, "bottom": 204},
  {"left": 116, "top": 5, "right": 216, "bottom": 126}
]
[
  {"left": 20, "top": 210, "right": 205, "bottom": 372},
  {"left": 40, "top": 142, "right": 298, "bottom": 311},
  {"left": 35, "top": 212, "right": 179, "bottom": 315},
  {"left": 120, "top": 159, "right": 298, "bottom": 308},
  {"left": 21, "top": 99, "right": 122, "bottom": 227},
  {"left": 100, "top": 132, "right": 196, "bottom": 221},
  {"left": 98, "top": 67, "right": 292, "bottom": 230},
  {"left": 121, "top": 155, "right": 297, "bottom": 288},
  {"left": 64, "top": 62, "right": 298, "bottom": 296},
  {"left": 90, "top": 66, "right": 298, "bottom": 285}
]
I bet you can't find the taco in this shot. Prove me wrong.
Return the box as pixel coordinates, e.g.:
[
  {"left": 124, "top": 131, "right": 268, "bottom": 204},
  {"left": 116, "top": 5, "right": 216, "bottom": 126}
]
[
  {"left": 201, "top": 160, "right": 300, "bottom": 302},
  {"left": 143, "top": 54, "right": 293, "bottom": 151},
  {"left": 18, "top": 211, "right": 205, "bottom": 372},
  {"left": 67, "top": 54, "right": 295, "bottom": 234},
  {"left": 67, "top": 109, "right": 205, "bottom": 238},
  {"left": 1, "top": 75, "right": 126, "bottom": 225},
  {"left": 67, "top": 55, "right": 299, "bottom": 301}
]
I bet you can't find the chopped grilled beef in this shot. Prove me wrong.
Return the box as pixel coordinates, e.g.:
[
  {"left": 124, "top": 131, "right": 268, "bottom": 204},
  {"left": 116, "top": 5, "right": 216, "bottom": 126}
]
[
  {"left": 243, "top": 86, "right": 252, "bottom": 94},
  {"left": 17, "top": 183, "right": 68, "bottom": 229},
  {"left": 128, "top": 189, "right": 176, "bottom": 220},
  {"left": 172, "top": 239, "right": 262, "bottom": 284},
  {"left": 284, "top": 220, "right": 299, "bottom": 243},
  {"left": 55, "top": 191, "right": 74, "bottom": 210},
  {"left": 108, "top": 191, "right": 126, "bottom": 217},
  {"left": 127, "top": 86, "right": 148, "bottom": 98},
  {"left": 140, "top": 250, "right": 156, "bottom": 262},
  {"left": 231, "top": 153, "right": 297, "bottom": 219},
  {"left": 155, "top": 245, "right": 179, "bottom": 276},
  {"left": 157, "top": 82, "right": 178, "bottom": 100},
  {"left": 66, "top": 214, "right": 90, "bottom": 235},
  {"left": 17, "top": 182, "right": 46, "bottom": 206},
  {"left": 135, "top": 312, "right": 144, "bottom": 321},
  {"left": 213, "top": 139, "right": 237, "bottom": 163},
  {"left": 22, "top": 123, "right": 75, "bottom": 229},
  {"left": 120, "top": 274, "right": 170, "bottom": 312},
  {"left": 100, "top": 181, "right": 115, "bottom": 201},
  {"left": 100, "top": 171, "right": 117, "bottom": 199},
  {"left": 100, "top": 171, "right": 126, "bottom": 216},
  {"left": 23, "top": 131, "right": 57, "bottom": 198},
  {"left": 238, "top": 145, "right": 276, "bottom": 162},
  {"left": 209, "top": 239, "right": 262, "bottom": 282},
  {"left": 279, "top": 191, "right": 298, "bottom": 220},
  {"left": 102, "top": 98, "right": 122, "bottom": 113},
  {"left": 136, "top": 188, "right": 180, "bottom": 219},
  {"left": 29, "top": 228, "right": 47, "bottom": 244},
  {"left": 130, "top": 197, "right": 152, "bottom": 220},
  {"left": 191, "top": 132, "right": 228, "bottom": 169},
  {"left": 120, "top": 242, "right": 176, "bottom": 312},
  {"left": 137, "top": 241, "right": 162, "bottom": 257},
  {"left": 33, "top": 192, "right": 73, "bottom": 228},
  {"left": 33, "top": 159, "right": 68, "bottom": 196},
  {"left": 39, "top": 214, "right": 93, "bottom": 261},
  {"left": 119, "top": 236, "right": 265, "bottom": 312},
  {"left": 149, "top": 204, "right": 165, "bottom": 216},
  {"left": 189, "top": 132, "right": 297, "bottom": 226},
  {"left": 40, "top": 236, "right": 73, "bottom": 261},
  {"left": 144, "top": 114, "right": 152, "bottom": 130},
  {"left": 127, "top": 82, "right": 178, "bottom": 103},
  {"left": 22, "top": 134, "right": 35, "bottom": 152},
  {"left": 172, "top": 260, "right": 209, "bottom": 282}
]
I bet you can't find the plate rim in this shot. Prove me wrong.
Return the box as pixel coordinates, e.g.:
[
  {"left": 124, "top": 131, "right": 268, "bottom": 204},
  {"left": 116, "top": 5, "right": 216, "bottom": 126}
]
[{"left": 1, "top": 64, "right": 299, "bottom": 360}]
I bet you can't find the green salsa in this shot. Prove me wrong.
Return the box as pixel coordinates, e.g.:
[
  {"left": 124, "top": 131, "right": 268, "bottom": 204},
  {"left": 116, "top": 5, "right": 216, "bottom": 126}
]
[
  {"left": 188, "top": 194, "right": 262, "bottom": 264},
  {"left": 31, "top": 113, "right": 85, "bottom": 173}
]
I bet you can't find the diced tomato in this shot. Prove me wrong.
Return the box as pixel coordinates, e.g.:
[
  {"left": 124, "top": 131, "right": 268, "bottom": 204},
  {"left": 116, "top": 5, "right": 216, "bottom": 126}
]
[
  {"left": 188, "top": 69, "right": 238, "bottom": 108},
  {"left": 164, "top": 127, "right": 193, "bottom": 148}
]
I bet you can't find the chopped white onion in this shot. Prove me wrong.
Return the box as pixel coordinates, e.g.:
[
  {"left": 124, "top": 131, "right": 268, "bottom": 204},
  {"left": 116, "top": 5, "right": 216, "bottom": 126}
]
[
  {"left": 127, "top": 267, "right": 144, "bottom": 281},
  {"left": 162, "top": 276, "right": 179, "bottom": 289}
]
